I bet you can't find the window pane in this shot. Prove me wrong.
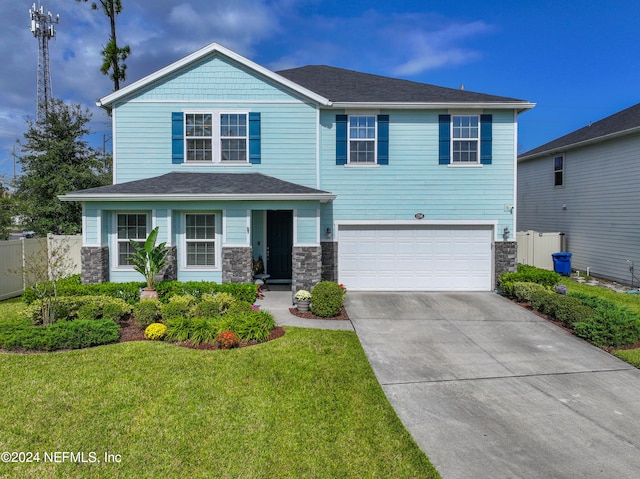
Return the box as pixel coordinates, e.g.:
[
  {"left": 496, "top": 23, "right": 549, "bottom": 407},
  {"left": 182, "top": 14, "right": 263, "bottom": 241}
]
[
  {"left": 453, "top": 116, "right": 479, "bottom": 139},
  {"left": 350, "top": 140, "right": 375, "bottom": 163},
  {"left": 117, "top": 214, "right": 146, "bottom": 239},
  {"left": 554, "top": 156, "right": 563, "bottom": 171},
  {"left": 221, "top": 139, "right": 247, "bottom": 161},
  {"left": 186, "top": 114, "right": 212, "bottom": 137},
  {"left": 186, "top": 214, "right": 215, "bottom": 240},
  {"left": 221, "top": 114, "right": 247, "bottom": 137},
  {"left": 453, "top": 140, "right": 478, "bottom": 162},
  {"left": 187, "top": 139, "right": 212, "bottom": 161},
  {"left": 350, "top": 116, "right": 375, "bottom": 139},
  {"left": 187, "top": 243, "right": 216, "bottom": 266}
]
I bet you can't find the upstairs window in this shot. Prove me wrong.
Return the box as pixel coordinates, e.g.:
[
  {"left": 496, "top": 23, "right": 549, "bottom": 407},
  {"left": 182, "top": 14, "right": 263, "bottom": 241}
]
[
  {"left": 439, "top": 114, "right": 492, "bottom": 165},
  {"left": 349, "top": 116, "right": 376, "bottom": 164},
  {"left": 452, "top": 115, "right": 479, "bottom": 163},
  {"left": 554, "top": 155, "right": 564, "bottom": 186},
  {"left": 186, "top": 114, "right": 213, "bottom": 162},
  {"left": 184, "top": 112, "right": 248, "bottom": 163}
]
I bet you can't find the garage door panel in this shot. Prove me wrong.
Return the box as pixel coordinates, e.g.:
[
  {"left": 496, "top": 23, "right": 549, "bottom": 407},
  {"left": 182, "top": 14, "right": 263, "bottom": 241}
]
[{"left": 338, "top": 225, "right": 492, "bottom": 291}]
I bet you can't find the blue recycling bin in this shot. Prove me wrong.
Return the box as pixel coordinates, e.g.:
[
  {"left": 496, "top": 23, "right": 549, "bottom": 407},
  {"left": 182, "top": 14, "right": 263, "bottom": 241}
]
[{"left": 551, "top": 252, "right": 572, "bottom": 276}]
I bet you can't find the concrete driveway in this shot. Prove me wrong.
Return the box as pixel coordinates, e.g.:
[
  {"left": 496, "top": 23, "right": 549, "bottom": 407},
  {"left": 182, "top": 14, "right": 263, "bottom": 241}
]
[{"left": 346, "top": 292, "right": 640, "bottom": 479}]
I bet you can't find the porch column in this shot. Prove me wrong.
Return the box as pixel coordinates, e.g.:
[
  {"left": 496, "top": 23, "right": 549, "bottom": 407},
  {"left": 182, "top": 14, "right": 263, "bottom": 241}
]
[
  {"left": 81, "top": 246, "right": 109, "bottom": 284},
  {"left": 222, "top": 246, "right": 253, "bottom": 283},
  {"left": 292, "top": 246, "right": 322, "bottom": 294}
]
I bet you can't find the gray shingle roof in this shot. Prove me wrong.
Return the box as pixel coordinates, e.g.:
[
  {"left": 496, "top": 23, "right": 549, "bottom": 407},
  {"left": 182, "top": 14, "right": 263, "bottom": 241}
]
[
  {"left": 520, "top": 102, "right": 640, "bottom": 160},
  {"left": 63, "top": 172, "right": 333, "bottom": 199},
  {"left": 277, "top": 65, "right": 526, "bottom": 104}
]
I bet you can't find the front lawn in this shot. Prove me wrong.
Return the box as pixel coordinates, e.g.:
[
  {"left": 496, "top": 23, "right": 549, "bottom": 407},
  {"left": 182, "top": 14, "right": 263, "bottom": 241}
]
[{"left": 0, "top": 301, "right": 439, "bottom": 478}]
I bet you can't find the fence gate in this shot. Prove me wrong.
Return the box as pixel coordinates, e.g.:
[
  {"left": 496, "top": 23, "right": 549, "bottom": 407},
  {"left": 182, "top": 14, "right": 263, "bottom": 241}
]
[{"left": 516, "top": 231, "right": 565, "bottom": 271}]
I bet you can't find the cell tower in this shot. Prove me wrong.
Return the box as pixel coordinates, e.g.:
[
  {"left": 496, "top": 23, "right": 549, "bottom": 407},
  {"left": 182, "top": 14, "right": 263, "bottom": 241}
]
[{"left": 29, "top": 2, "right": 59, "bottom": 122}]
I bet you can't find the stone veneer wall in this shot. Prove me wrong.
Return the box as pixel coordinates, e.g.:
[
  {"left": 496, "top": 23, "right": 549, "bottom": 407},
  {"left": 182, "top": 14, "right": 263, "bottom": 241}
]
[
  {"left": 494, "top": 241, "right": 517, "bottom": 286},
  {"left": 292, "top": 246, "right": 322, "bottom": 294},
  {"left": 81, "top": 246, "right": 110, "bottom": 284},
  {"left": 320, "top": 241, "right": 338, "bottom": 283},
  {"left": 160, "top": 246, "right": 177, "bottom": 281},
  {"left": 221, "top": 247, "right": 253, "bottom": 283}
]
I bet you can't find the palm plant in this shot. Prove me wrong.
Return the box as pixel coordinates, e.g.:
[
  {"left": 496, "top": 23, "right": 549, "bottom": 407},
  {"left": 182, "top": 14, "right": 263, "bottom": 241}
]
[{"left": 128, "top": 227, "right": 169, "bottom": 290}]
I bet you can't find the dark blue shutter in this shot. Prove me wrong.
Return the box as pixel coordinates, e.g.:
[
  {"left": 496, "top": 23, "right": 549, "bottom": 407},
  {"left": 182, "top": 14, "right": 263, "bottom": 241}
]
[
  {"left": 438, "top": 114, "right": 451, "bottom": 165},
  {"left": 171, "top": 112, "right": 184, "bottom": 164},
  {"left": 480, "top": 114, "right": 492, "bottom": 165},
  {"left": 249, "top": 112, "right": 261, "bottom": 164},
  {"left": 377, "top": 114, "right": 389, "bottom": 165},
  {"left": 336, "top": 115, "right": 348, "bottom": 165}
]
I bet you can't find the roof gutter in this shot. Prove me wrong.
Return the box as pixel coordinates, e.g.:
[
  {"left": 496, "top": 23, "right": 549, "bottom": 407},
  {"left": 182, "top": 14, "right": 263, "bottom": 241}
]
[
  {"left": 331, "top": 101, "right": 536, "bottom": 113},
  {"left": 59, "top": 193, "right": 337, "bottom": 203}
]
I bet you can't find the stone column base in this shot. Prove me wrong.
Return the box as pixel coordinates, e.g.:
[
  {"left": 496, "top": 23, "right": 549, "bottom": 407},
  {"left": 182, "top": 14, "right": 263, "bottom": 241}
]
[
  {"left": 81, "top": 246, "right": 109, "bottom": 284},
  {"left": 292, "top": 246, "right": 322, "bottom": 294},
  {"left": 495, "top": 241, "right": 517, "bottom": 286},
  {"left": 222, "top": 247, "right": 253, "bottom": 283}
]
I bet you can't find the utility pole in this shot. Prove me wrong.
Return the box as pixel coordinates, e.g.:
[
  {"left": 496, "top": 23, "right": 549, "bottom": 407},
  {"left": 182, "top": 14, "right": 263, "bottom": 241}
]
[{"left": 29, "top": 2, "right": 59, "bottom": 122}]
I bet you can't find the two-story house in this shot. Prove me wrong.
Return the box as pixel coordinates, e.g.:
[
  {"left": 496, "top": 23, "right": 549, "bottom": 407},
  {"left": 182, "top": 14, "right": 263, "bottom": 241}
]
[{"left": 61, "top": 43, "right": 534, "bottom": 292}]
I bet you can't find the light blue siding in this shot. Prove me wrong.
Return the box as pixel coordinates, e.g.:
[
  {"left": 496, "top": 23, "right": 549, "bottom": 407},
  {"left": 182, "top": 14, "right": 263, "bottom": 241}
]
[
  {"left": 225, "top": 209, "right": 249, "bottom": 245},
  {"left": 84, "top": 207, "right": 100, "bottom": 245},
  {"left": 295, "top": 208, "right": 318, "bottom": 244},
  {"left": 318, "top": 109, "right": 516, "bottom": 239}
]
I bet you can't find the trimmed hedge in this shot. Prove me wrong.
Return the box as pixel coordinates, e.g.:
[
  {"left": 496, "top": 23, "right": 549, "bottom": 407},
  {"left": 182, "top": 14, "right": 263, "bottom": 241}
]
[
  {"left": 24, "top": 296, "right": 132, "bottom": 325},
  {"left": 23, "top": 276, "right": 258, "bottom": 305},
  {"left": 499, "top": 264, "right": 561, "bottom": 290},
  {"left": 0, "top": 319, "right": 120, "bottom": 351}
]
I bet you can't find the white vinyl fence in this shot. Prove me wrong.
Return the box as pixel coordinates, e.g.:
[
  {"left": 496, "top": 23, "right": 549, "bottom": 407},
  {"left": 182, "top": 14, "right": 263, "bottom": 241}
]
[
  {"left": 516, "top": 231, "right": 565, "bottom": 271},
  {"left": 0, "top": 235, "right": 81, "bottom": 301}
]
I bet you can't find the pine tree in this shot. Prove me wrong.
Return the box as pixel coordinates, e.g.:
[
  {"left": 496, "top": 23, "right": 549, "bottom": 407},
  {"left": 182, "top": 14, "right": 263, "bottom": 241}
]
[{"left": 15, "top": 99, "right": 111, "bottom": 235}]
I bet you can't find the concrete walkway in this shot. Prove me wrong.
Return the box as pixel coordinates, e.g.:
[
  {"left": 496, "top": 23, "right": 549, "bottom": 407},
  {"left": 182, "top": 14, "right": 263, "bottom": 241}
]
[
  {"left": 346, "top": 292, "right": 640, "bottom": 479},
  {"left": 257, "top": 286, "right": 354, "bottom": 331}
]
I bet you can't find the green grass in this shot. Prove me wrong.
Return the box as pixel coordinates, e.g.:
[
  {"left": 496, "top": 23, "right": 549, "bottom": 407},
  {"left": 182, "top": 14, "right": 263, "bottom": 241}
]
[
  {"left": 560, "top": 279, "right": 640, "bottom": 315},
  {"left": 613, "top": 348, "right": 640, "bottom": 367},
  {"left": 0, "top": 299, "right": 439, "bottom": 479},
  {"left": 560, "top": 279, "right": 640, "bottom": 365}
]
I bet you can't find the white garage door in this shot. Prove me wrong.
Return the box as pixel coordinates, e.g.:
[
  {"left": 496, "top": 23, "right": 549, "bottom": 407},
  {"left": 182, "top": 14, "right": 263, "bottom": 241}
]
[{"left": 338, "top": 225, "right": 493, "bottom": 291}]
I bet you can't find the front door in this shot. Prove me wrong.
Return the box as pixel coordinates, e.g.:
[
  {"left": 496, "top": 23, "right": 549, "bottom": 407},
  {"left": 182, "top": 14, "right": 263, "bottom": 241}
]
[{"left": 266, "top": 210, "right": 293, "bottom": 281}]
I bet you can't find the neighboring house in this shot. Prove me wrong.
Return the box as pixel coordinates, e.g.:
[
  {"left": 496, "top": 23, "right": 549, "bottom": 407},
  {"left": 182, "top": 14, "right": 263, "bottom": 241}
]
[
  {"left": 518, "top": 102, "right": 640, "bottom": 285},
  {"left": 61, "top": 43, "right": 534, "bottom": 292}
]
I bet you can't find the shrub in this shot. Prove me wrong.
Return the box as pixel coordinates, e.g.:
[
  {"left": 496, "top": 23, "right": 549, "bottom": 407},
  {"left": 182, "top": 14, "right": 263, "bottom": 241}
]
[
  {"left": 231, "top": 310, "right": 276, "bottom": 342},
  {"left": 190, "top": 296, "right": 222, "bottom": 319},
  {"left": 0, "top": 319, "right": 120, "bottom": 351},
  {"left": 23, "top": 275, "right": 142, "bottom": 305},
  {"left": 529, "top": 290, "right": 559, "bottom": 316},
  {"left": 499, "top": 264, "right": 561, "bottom": 289},
  {"left": 145, "top": 323, "right": 167, "bottom": 341},
  {"left": 311, "top": 281, "right": 344, "bottom": 318},
  {"left": 227, "top": 301, "right": 256, "bottom": 315},
  {"left": 512, "top": 282, "right": 547, "bottom": 302},
  {"left": 553, "top": 297, "right": 594, "bottom": 328},
  {"left": 164, "top": 317, "right": 192, "bottom": 342},
  {"left": 24, "top": 296, "right": 131, "bottom": 325},
  {"left": 156, "top": 281, "right": 257, "bottom": 304},
  {"left": 499, "top": 280, "right": 516, "bottom": 298},
  {"left": 188, "top": 317, "right": 218, "bottom": 346},
  {"left": 133, "top": 299, "right": 162, "bottom": 328},
  {"left": 215, "top": 330, "right": 239, "bottom": 349},
  {"left": 160, "top": 295, "right": 196, "bottom": 321}
]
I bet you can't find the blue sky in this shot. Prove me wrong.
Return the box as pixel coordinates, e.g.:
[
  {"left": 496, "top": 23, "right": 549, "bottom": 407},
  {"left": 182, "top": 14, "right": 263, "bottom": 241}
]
[{"left": 1, "top": 0, "right": 638, "bottom": 182}]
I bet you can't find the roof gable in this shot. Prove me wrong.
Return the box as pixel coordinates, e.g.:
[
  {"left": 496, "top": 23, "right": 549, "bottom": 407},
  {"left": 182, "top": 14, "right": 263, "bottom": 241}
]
[
  {"left": 98, "top": 42, "right": 533, "bottom": 111},
  {"left": 520, "top": 102, "right": 640, "bottom": 160}
]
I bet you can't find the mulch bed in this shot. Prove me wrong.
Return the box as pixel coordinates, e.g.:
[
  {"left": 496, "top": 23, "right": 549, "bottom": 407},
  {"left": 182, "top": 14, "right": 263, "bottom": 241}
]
[
  {"left": 288, "top": 306, "right": 350, "bottom": 321},
  {"left": 118, "top": 317, "right": 285, "bottom": 350}
]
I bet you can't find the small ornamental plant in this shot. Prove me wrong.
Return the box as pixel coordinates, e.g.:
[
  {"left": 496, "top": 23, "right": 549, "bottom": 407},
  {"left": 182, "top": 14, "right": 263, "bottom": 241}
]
[
  {"left": 145, "top": 323, "right": 167, "bottom": 341},
  {"left": 215, "top": 330, "right": 239, "bottom": 350},
  {"left": 339, "top": 284, "right": 347, "bottom": 296},
  {"left": 294, "top": 290, "right": 312, "bottom": 301},
  {"left": 555, "top": 284, "right": 567, "bottom": 295}
]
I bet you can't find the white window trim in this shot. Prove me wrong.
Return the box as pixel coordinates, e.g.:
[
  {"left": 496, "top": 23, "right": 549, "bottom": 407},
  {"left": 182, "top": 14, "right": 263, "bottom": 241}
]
[
  {"left": 554, "top": 154, "right": 565, "bottom": 187},
  {"left": 112, "top": 212, "right": 151, "bottom": 270},
  {"left": 451, "top": 114, "right": 480, "bottom": 164},
  {"left": 180, "top": 212, "right": 222, "bottom": 271},
  {"left": 184, "top": 110, "right": 249, "bottom": 164},
  {"left": 347, "top": 114, "right": 377, "bottom": 165}
]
